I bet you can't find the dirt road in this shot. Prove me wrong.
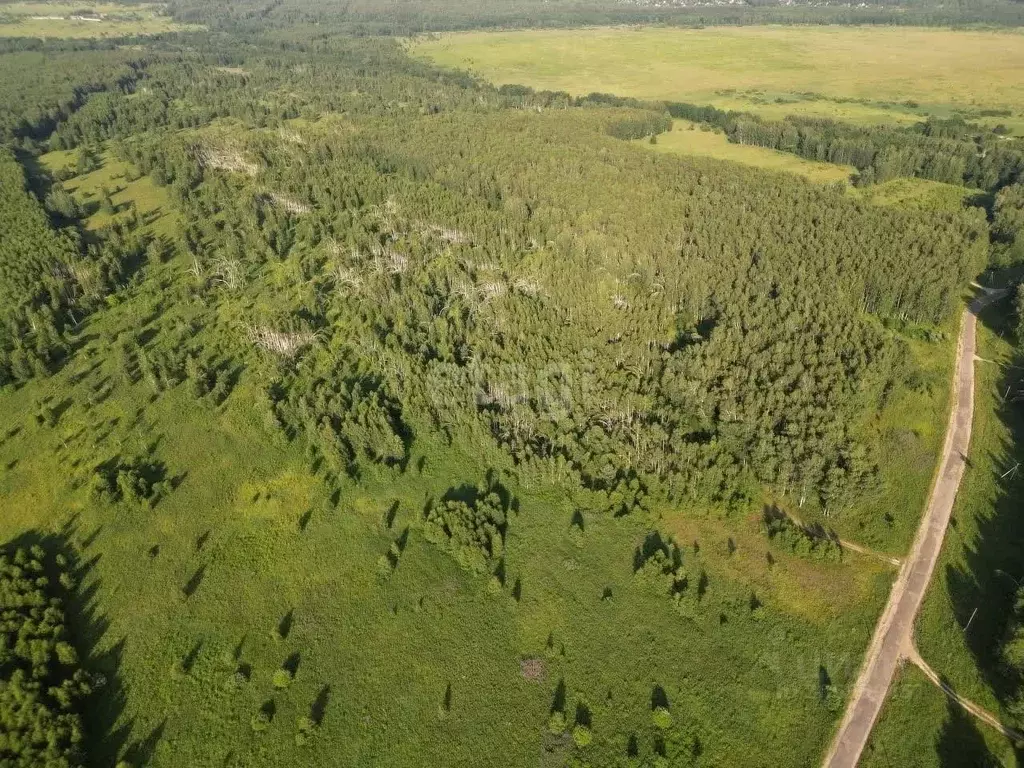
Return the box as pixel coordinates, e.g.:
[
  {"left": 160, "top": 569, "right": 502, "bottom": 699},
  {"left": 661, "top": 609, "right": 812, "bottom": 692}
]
[
  {"left": 906, "top": 647, "right": 1024, "bottom": 742},
  {"left": 822, "top": 289, "right": 1006, "bottom": 768}
]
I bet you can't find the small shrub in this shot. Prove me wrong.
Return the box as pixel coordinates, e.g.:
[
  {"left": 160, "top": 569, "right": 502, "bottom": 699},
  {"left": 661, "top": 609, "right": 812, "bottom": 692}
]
[
  {"left": 572, "top": 724, "right": 593, "bottom": 748},
  {"left": 376, "top": 554, "right": 394, "bottom": 581},
  {"left": 548, "top": 711, "right": 566, "bottom": 734},
  {"left": 250, "top": 711, "right": 271, "bottom": 733},
  {"left": 295, "top": 715, "right": 317, "bottom": 746},
  {"left": 273, "top": 668, "right": 293, "bottom": 689},
  {"left": 169, "top": 658, "right": 187, "bottom": 679}
]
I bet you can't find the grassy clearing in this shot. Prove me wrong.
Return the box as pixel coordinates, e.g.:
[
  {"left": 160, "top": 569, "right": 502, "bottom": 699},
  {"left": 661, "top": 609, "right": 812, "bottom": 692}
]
[
  {"left": 412, "top": 26, "right": 1024, "bottom": 133},
  {"left": 39, "top": 148, "right": 177, "bottom": 238},
  {"left": 639, "top": 119, "right": 852, "bottom": 184},
  {"left": 849, "top": 177, "right": 982, "bottom": 213},
  {"left": 0, "top": 1, "right": 199, "bottom": 37}
]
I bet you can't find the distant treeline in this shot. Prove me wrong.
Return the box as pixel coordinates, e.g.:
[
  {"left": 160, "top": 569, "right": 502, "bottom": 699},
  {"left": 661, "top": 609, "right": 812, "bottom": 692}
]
[
  {"left": 712, "top": 111, "right": 1024, "bottom": 192},
  {"left": 161, "top": 0, "right": 1024, "bottom": 35},
  {"left": 499, "top": 84, "right": 1024, "bottom": 195}
]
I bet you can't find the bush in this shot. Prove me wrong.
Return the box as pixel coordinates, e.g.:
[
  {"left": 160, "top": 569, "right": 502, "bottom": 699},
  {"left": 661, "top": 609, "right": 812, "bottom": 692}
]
[
  {"left": 251, "top": 710, "right": 271, "bottom": 732},
  {"left": 572, "top": 724, "right": 593, "bottom": 748},
  {"left": 295, "top": 715, "right": 317, "bottom": 746},
  {"left": 652, "top": 706, "right": 673, "bottom": 730},
  {"left": 272, "top": 668, "right": 293, "bottom": 689},
  {"left": 548, "top": 711, "right": 566, "bottom": 734}
]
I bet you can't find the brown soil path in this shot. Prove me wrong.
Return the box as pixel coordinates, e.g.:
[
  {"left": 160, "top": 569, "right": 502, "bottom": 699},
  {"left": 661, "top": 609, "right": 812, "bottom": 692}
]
[{"left": 905, "top": 645, "right": 1024, "bottom": 743}]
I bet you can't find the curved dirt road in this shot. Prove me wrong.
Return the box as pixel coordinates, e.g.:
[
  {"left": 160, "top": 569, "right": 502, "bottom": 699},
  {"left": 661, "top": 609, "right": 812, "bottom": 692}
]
[{"left": 823, "top": 289, "right": 1006, "bottom": 768}]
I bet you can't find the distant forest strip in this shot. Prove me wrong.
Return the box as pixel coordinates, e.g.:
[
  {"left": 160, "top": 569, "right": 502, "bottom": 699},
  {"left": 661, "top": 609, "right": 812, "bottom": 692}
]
[
  {"left": 492, "top": 85, "right": 1024, "bottom": 197},
  {"left": 161, "top": 0, "right": 1024, "bottom": 34}
]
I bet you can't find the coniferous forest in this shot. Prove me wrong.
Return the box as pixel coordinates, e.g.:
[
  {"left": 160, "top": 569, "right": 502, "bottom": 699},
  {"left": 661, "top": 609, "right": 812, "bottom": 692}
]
[{"left": 1, "top": 3, "right": 1024, "bottom": 767}]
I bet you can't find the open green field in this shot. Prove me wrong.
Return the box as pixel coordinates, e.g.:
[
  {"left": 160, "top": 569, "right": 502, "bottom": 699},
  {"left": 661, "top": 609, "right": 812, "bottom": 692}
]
[
  {"left": 0, "top": 1, "right": 199, "bottom": 37},
  {"left": 412, "top": 26, "right": 1024, "bottom": 134}
]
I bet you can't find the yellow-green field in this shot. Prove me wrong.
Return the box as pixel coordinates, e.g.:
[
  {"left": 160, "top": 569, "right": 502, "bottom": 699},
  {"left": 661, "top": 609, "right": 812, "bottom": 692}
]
[
  {"left": 0, "top": 1, "right": 199, "bottom": 37},
  {"left": 641, "top": 119, "right": 853, "bottom": 183},
  {"left": 412, "top": 26, "right": 1024, "bottom": 132}
]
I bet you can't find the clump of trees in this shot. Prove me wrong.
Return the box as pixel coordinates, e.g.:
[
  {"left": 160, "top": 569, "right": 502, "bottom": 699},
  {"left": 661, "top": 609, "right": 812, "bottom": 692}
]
[
  {"left": 89, "top": 456, "right": 168, "bottom": 506},
  {"left": 993, "top": 184, "right": 1024, "bottom": 267},
  {"left": 633, "top": 531, "right": 707, "bottom": 615},
  {"left": 423, "top": 477, "right": 510, "bottom": 574},
  {"left": 762, "top": 506, "right": 842, "bottom": 562},
  {"left": 0, "top": 544, "right": 95, "bottom": 767}
]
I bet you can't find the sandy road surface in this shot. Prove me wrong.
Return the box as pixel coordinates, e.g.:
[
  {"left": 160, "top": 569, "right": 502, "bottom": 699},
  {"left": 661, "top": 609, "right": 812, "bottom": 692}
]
[{"left": 822, "top": 289, "right": 1006, "bottom": 768}]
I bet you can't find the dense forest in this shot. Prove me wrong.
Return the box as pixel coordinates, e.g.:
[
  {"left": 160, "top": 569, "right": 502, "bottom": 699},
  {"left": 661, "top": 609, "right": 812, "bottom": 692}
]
[{"left": 0, "top": 543, "right": 93, "bottom": 767}]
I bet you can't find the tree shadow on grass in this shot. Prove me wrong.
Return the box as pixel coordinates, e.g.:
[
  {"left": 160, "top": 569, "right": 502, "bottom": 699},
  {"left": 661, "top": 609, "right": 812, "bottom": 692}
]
[{"left": 936, "top": 683, "right": 999, "bottom": 768}]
